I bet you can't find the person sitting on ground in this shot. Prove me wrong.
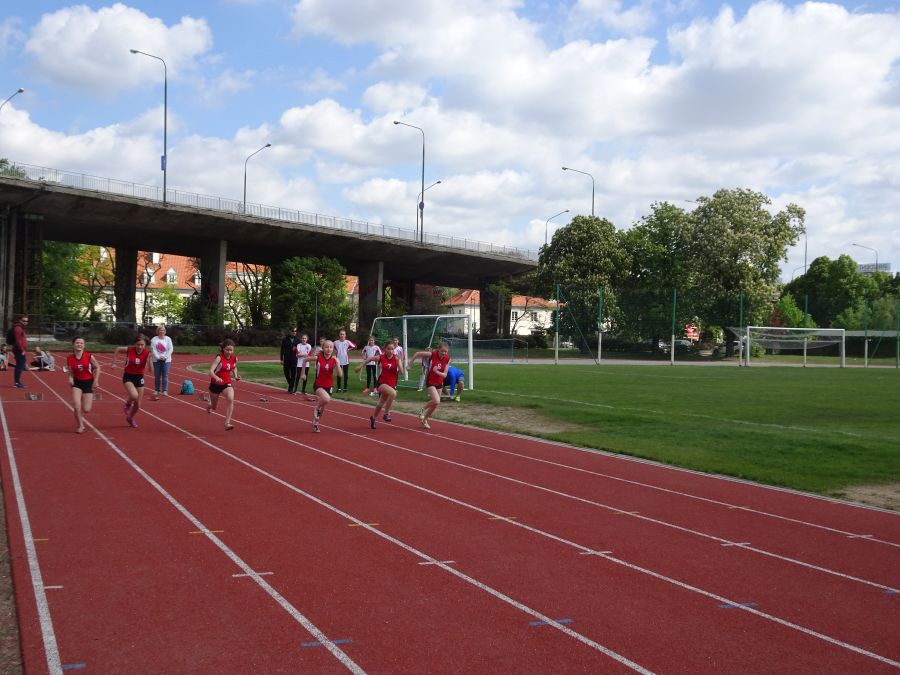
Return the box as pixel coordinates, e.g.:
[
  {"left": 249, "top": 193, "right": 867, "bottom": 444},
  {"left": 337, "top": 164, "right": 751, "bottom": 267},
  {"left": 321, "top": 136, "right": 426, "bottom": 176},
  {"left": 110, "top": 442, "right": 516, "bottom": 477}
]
[
  {"left": 442, "top": 365, "right": 465, "bottom": 402},
  {"left": 0, "top": 344, "right": 8, "bottom": 371},
  {"left": 29, "top": 346, "right": 55, "bottom": 371}
]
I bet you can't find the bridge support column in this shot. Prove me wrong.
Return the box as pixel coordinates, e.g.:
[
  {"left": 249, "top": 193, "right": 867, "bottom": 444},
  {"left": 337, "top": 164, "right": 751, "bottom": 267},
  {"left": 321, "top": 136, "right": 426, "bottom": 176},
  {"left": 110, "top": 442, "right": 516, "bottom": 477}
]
[
  {"left": 114, "top": 246, "right": 138, "bottom": 323},
  {"left": 357, "top": 261, "right": 384, "bottom": 336},
  {"left": 479, "top": 277, "right": 510, "bottom": 337},
  {"left": 200, "top": 240, "right": 227, "bottom": 324},
  {"left": 387, "top": 279, "right": 414, "bottom": 315},
  {"left": 0, "top": 207, "right": 18, "bottom": 330}
]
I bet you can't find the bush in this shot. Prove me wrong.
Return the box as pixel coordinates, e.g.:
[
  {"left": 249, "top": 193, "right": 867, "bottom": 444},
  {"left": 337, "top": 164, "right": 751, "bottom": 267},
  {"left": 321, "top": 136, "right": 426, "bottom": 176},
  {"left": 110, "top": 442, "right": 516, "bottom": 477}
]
[{"left": 104, "top": 325, "right": 144, "bottom": 345}]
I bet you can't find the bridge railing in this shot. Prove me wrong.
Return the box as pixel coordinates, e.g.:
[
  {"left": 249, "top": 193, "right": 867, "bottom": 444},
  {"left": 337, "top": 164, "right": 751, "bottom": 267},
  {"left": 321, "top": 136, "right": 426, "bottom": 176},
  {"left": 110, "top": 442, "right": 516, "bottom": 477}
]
[{"left": 5, "top": 161, "right": 537, "bottom": 261}]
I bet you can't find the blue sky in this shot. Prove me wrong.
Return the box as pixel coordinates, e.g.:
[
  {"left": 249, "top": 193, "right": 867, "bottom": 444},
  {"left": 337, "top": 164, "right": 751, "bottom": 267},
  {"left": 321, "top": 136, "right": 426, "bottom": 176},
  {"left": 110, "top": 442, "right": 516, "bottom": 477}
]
[{"left": 2, "top": 1, "right": 899, "bottom": 278}]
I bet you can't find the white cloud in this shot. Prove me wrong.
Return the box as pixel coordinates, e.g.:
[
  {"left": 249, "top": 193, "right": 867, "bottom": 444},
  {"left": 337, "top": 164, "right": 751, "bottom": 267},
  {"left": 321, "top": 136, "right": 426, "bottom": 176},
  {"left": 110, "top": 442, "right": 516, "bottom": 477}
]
[
  {"left": 362, "top": 82, "right": 426, "bottom": 114},
  {"left": 0, "top": 17, "right": 25, "bottom": 58},
  {"left": 24, "top": 4, "right": 213, "bottom": 96},
  {"left": 197, "top": 68, "right": 257, "bottom": 106},
  {"left": 300, "top": 67, "right": 346, "bottom": 95},
  {"left": 570, "top": 0, "right": 657, "bottom": 34}
]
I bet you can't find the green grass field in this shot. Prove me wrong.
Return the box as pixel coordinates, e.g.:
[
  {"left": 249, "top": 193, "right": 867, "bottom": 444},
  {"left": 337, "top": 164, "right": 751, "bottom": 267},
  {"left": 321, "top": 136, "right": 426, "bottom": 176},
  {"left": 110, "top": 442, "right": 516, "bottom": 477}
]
[{"left": 239, "top": 360, "right": 899, "bottom": 497}]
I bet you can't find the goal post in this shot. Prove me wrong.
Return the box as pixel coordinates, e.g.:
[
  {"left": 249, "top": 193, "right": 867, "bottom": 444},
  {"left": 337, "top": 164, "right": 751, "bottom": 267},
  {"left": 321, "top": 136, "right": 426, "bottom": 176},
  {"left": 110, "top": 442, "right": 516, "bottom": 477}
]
[
  {"left": 369, "top": 314, "right": 475, "bottom": 389},
  {"left": 744, "top": 326, "right": 846, "bottom": 368}
]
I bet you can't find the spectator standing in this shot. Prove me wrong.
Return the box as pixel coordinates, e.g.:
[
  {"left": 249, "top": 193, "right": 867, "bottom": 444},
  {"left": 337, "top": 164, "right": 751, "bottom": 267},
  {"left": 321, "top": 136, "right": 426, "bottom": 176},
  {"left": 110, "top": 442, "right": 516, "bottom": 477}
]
[
  {"left": 150, "top": 324, "right": 174, "bottom": 400},
  {"left": 8, "top": 314, "right": 29, "bottom": 388},
  {"left": 333, "top": 329, "right": 357, "bottom": 393},
  {"left": 280, "top": 326, "right": 299, "bottom": 394}
]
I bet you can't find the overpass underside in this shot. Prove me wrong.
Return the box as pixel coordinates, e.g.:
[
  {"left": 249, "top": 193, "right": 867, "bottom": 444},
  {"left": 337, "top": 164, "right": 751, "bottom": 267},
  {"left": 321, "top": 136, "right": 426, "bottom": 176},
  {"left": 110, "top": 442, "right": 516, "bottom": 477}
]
[{"left": 0, "top": 176, "right": 533, "bottom": 335}]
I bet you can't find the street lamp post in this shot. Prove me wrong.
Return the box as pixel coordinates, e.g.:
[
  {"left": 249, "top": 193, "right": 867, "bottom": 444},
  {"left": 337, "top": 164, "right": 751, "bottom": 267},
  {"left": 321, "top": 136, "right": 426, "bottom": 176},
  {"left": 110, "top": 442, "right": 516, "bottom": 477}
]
[
  {"left": 544, "top": 209, "right": 570, "bottom": 247},
  {"left": 393, "top": 120, "right": 426, "bottom": 242},
  {"left": 130, "top": 49, "right": 168, "bottom": 205},
  {"left": 562, "top": 166, "right": 595, "bottom": 217},
  {"left": 417, "top": 180, "right": 441, "bottom": 217},
  {"left": 242, "top": 143, "right": 272, "bottom": 214},
  {"left": 851, "top": 243, "right": 879, "bottom": 273},
  {"left": 0, "top": 88, "right": 24, "bottom": 113}
]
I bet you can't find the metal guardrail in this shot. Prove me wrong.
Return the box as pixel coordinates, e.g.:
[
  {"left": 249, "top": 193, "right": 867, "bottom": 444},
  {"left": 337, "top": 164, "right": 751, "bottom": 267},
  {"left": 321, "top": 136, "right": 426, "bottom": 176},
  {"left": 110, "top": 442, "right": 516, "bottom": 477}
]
[{"left": 3, "top": 161, "right": 538, "bottom": 261}]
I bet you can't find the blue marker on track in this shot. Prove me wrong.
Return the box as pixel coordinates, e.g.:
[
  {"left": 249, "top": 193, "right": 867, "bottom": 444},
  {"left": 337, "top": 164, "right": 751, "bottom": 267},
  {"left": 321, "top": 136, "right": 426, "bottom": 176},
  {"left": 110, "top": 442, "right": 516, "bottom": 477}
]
[
  {"left": 302, "top": 639, "right": 352, "bottom": 648},
  {"left": 719, "top": 602, "right": 757, "bottom": 609},
  {"left": 529, "top": 618, "right": 573, "bottom": 626}
]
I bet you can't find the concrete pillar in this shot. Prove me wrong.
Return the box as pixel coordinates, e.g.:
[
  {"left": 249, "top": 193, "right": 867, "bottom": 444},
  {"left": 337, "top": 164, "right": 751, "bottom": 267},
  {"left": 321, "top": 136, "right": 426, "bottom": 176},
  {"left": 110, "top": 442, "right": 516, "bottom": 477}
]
[
  {"left": 0, "top": 207, "right": 17, "bottom": 330},
  {"left": 357, "top": 260, "right": 384, "bottom": 336},
  {"left": 200, "top": 239, "right": 227, "bottom": 323},
  {"left": 114, "top": 245, "right": 138, "bottom": 323}
]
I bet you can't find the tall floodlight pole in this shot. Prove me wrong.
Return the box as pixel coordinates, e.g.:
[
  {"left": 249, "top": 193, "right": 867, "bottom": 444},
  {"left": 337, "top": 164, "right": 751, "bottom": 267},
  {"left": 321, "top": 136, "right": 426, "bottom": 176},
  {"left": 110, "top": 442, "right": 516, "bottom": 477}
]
[
  {"left": 851, "top": 243, "right": 878, "bottom": 273},
  {"left": 562, "top": 166, "right": 595, "bottom": 217},
  {"left": 394, "top": 120, "right": 426, "bottom": 242},
  {"left": 130, "top": 49, "right": 168, "bottom": 205},
  {"left": 544, "top": 209, "right": 570, "bottom": 247},
  {"left": 417, "top": 179, "right": 441, "bottom": 214},
  {"left": 0, "top": 88, "right": 24, "bottom": 113},
  {"left": 242, "top": 143, "right": 272, "bottom": 214}
]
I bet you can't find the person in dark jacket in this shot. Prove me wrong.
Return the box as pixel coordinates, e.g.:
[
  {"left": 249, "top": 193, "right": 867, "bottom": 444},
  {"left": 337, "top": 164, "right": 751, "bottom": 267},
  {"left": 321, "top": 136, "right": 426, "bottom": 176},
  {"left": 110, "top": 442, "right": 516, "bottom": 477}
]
[
  {"left": 279, "top": 325, "right": 299, "bottom": 394},
  {"left": 9, "top": 314, "right": 29, "bottom": 388}
]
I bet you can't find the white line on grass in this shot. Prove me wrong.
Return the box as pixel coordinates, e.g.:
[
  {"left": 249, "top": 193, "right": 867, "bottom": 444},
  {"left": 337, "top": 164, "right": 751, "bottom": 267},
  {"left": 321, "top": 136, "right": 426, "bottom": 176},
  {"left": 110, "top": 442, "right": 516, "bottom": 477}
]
[{"left": 0, "top": 398, "right": 63, "bottom": 675}]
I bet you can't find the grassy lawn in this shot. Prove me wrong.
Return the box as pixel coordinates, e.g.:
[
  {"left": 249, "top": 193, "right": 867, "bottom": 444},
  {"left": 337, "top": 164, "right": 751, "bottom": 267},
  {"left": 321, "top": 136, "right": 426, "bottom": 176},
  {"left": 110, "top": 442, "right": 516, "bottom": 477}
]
[{"left": 238, "top": 360, "right": 900, "bottom": 496}]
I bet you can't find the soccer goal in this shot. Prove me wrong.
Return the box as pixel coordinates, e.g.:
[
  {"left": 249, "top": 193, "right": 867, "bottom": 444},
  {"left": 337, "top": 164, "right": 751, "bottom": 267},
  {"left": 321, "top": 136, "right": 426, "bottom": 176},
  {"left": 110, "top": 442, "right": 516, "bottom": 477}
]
[
  {"left": 369, "top": 314, "right": 475, "bottom": 389},
  {"left": 444, "top": 337, "right": 528, "bottom": 363},
  {"left": 744, "top": 326, "right": 846, "bottom": 367}
]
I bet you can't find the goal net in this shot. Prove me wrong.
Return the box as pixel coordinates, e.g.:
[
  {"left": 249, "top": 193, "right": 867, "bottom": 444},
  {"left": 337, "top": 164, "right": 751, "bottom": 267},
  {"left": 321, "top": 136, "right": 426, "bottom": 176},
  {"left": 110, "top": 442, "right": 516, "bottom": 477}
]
[
  {"left": 444, "top": 337, "right": 528, "bottom": 363},
  {"left": 739, "top": 326, "right": 846, "bottom": 367},
  {"left": 369, "top": 314, "right": 475, "bottom": 388}
]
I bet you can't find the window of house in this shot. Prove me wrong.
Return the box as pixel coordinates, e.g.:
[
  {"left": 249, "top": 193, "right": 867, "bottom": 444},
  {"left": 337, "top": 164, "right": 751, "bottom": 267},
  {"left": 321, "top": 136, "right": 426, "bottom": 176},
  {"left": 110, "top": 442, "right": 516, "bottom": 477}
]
[
  {"left": 531, "top": 311, "right": 539, "bottom": 321},
  {"left": 151, "top": 252, "right": 160, "bottom": 264},
  {"left": 166, "top": 268, "right": 177, "bottom": 284},
  {"left": 143, "top": 269, "right": 155, "bottom": 284},
  {"left": 192, "top": 272, "right": 201, "bottom": 285},
  {"left": 511, "top": 311, "right": 519, "bottom": 321}
]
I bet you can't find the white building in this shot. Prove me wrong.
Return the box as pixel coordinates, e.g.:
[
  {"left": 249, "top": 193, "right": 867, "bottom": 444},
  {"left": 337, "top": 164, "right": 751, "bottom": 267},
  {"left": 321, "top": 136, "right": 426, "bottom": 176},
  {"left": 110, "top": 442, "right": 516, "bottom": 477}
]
[{"left": 443, "top": 289, "right": 556, "bottom": 336}]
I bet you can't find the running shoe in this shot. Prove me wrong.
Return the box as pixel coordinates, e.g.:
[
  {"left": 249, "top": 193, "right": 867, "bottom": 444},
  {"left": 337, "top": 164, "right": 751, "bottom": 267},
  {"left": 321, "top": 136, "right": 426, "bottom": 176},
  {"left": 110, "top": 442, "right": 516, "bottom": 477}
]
[
  {"left": 369, "top": 391, "right": 376, "bottom": 397},
  {"left": 127, "top": 416, "right": 138, "bottom": 428},
  {"left": 123, "top": 401, "right": 132, "bottom": 414},
  {"left": 76, "top": 427, "right": 85, "bottom": 434},
  {"left": 370, "top": 415, "right": 377, "bottom": 429},
  {"left": 314, "top": 407, "right": 321, "bottom": 420},
  {"left": 421, "top": 418, "right": 430, "bottom": 430},
  {"left": 313, "top": 421, "right": 320, "bottom": 433},
  {"left": 363, "top": 388, "right": 369, "bottom": 394},
  {"left": 382, "top": 413, "right": 392, "bottom": 423},
  {"left": 454, "top": 396, "right": 461, "bottom": 402},
  {"left": 225, "top": 423, "right": 234, "bottom": 431},
  {"left": 14, "top": 382, "right": 25, "bottom": 388},
  {"left": 206, "top": 404, "right": 212, "bottom": 414}
]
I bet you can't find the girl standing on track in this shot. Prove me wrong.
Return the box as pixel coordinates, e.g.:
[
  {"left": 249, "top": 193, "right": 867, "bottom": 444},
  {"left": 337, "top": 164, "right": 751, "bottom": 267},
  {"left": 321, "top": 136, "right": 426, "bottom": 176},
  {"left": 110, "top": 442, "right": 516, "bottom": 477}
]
[
  {"left": 361, "top": 340, "right": 404, "bottom": 429},
  {"left": 360, "top": 335, "right": 382, "bottom": 395},
  {"left": 207, "top": 338, "right": 240, "bottom": 431},
  {"left": 333, "top": 329, "right": 357, "bottom": 394},
  {"left": 67, "top": 336, "right": 101, "bottom": 434},
  {"left": 112, "top": 334, "right": 150, "bottom": 428},
  {"left": 295, "top": 333, "right": 313, "bottom": 398},
  {"left": 150, "top": 324, "right": 174, "bottom": 400},
  {"left": 410, "top": 341, "right": 451, "bottom": 430},
  {"left": 311, "top": 339, "right": 339, "bottom": 433}
]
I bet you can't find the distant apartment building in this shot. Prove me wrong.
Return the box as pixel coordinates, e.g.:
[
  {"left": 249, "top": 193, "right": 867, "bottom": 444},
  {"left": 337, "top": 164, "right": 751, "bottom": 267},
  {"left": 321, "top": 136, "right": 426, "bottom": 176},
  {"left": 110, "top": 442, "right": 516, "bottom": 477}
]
[{"left": 443, "top": 289, "right": 556, "bottom": 335}]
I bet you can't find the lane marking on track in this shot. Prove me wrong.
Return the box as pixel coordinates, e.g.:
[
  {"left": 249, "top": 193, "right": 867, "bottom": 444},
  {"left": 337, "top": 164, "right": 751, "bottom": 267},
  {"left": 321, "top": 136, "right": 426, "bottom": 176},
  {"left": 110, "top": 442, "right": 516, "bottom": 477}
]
[
  {"left": 488, "top": 516, "right": 517, "bottom": 521},
  {"left": 43, "top": 586, "right": 64, "bottom": 590},
  {"left": 721, "top": 542, "right": 751, "bottom": 547},
  {"left": 219, "top": 388, "right": 900, "bottom": 596},
  {"left": 189, "top": 529, "right": 224, "bottom": 535},
  {"left": 133, "top": 391, "right": 654, "bottom": 674},
  {"left": 232, "top": 572, "right": 273, "bottom": 578},
  {"left": 418, "top": 560, "right": 455, "bottom": 566},
  {"left": 580, "top": 551, "right": 612, "bottom": 556},
  {"left": 0, "top": 397, "right": 64, "bottom": 675},
  {"left": 531, "top": 618, "right": 573, "bottom": 626},
  {"left": 303, "top": 639, "right": 353, "bottom": 648},
  {"left": 347, "top": 523, "right": 379, "bottom": 527},
  {"left": 169, "top": 392, "right": 900, "bottom": 669},
  {"left": 37, "top": 383, "right": 367, "bottom": 675},
  {"left": 846, "top": 534, "right": 873, "bottom": 539},
  {"left": 720, "top": 602, "right": 758, "bottom": 609}
]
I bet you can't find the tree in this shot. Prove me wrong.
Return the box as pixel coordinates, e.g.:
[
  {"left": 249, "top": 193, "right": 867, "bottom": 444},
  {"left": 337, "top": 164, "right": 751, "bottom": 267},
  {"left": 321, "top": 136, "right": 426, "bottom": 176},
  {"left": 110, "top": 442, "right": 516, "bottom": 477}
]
[
  {"left": 619, "top": 201, "right": 695, "bottom": 345},
  {"left": 784, "top": 255, "right": 878, "bottom": 327},
  {"left": 77, "top": 245, "right": 116, "bottom": 321},
  {"left": 41, "top": 241, "right": 89, "bottom": 321},
  {"left": 137, "top": 252, "right": 161, "bottom": 325},
  {"left": 690, "top": 189, "right": 805, "bottom": 349},
  {"left": 834, "top": 296, "right": 897, "bottom": 331},
  {"left": 148, "top": 284, "right": 185, "bottom": 324},
  {"left": 0, "top": 159, "right": 25, "bottom": 178},
  {"left": 270, "top": 256, "right": 352, "bottom": 337},
  {"left": 226, "top": 263, "right": 271, "bottom": 328},
  {"left": 535, "top": 215, "right": 630, "bottom": 346},
  {"left": 768, "top": 293, "right": 816, "bottom": 328}
]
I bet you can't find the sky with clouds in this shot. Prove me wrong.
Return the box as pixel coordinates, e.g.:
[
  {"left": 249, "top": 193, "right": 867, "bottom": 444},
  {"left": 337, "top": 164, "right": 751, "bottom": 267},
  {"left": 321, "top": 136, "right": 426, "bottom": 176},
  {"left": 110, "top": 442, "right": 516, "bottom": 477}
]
[{"left": 1, "top": 0, "right": 898, "bottom": 279}]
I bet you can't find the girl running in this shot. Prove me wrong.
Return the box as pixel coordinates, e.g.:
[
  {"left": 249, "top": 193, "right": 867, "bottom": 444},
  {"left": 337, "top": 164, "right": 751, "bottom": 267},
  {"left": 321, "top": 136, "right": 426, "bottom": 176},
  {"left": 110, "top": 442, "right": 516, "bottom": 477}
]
[
  {"left": 67, "top": 336, "right": 101, "bottom": 434},
  {"left": 207, "top": 338, "right": 240, "bottom": 431},
  {"left": 112, "top": 334, "right": 150, "bottom": 428},
  {"left": 295, "top": 333, "right": 313, "bottom": 397},
  {"left": 311, "top": 339, "right": 340, "bottom": 433},
  {"left": 411, "top": 341, "right": 451, "bottom": 429},
  {"left": 360, "top": 335, "right": 382, "bottom": 395},
  {"left": 360, "top": 340, "right": 404, "bottom": 429}
]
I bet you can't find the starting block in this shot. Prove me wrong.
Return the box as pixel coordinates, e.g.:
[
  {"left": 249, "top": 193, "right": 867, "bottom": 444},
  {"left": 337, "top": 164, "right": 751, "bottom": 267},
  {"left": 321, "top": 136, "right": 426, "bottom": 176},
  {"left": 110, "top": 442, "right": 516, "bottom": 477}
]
[
  {"left": 24, "top": 392, "right": 43, "bottom": 401},
  {"left": 258, "top": 397, "right": 269, "bottom": 402},
  {"left": 197, "top": 392, "right": 211, "bottom": 402}
]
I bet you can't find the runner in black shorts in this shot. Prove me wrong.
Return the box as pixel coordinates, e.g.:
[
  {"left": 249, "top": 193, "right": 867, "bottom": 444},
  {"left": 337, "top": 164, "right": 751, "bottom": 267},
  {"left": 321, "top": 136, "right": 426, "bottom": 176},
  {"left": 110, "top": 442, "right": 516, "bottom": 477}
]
[
  {"left": 113, "top": 334, "right": 150, "bottom": 428},
  {"left": 67, "top": 336, "right": 101, "bottom": 434},
  {"left": 207, "top": 338, "right": 240, "bottom": 430}
]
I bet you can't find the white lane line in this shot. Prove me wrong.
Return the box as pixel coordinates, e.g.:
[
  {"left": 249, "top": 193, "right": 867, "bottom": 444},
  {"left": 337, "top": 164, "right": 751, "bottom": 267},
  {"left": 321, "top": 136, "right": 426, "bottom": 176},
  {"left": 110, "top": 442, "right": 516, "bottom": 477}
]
[
  {"left": 140, "top": 395, "right": 653, "bottom": 673},
  {"left": 0, "top": 397, "right": 64, "bottom": 675},
  {"left": 184, "top": 395, "right": 899, "bottom": 669},
  {"left": 223, "top": 394, "right": 900, "bottom": 596},
  {"left": 43, "top": 586, "right": 65, "bottom": 590},
  {"left": 37, "top": 382, "right": 365, "bottom": 675},
  {"left": 232, "top": 572, "right": 274, "bottom": 578},
  {"left": 417, "top": 560, "right": 455, "bottom": 566}
]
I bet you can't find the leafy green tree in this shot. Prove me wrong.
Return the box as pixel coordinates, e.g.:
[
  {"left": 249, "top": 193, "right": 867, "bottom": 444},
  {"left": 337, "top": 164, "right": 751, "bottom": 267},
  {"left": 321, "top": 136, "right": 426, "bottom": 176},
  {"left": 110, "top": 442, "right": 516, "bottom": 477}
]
[
  {"left": 271, "top": 256, "right": 352, "bottom": 337},
  {"left": 77, "top": 245, "right": 116, "bottom": 320},
  {"left": 148, "top": 284, "right": 185, "bottom": 324},
  {"left": 41, "top": 241, "right": 89, "bottom": 321},
  {"left": 0, "top": 159, "right": 25, "bottom": 177},
  {"left": 536, "top": 215, "right": 630, "bottom": 346},
  {"left": 834, "top": 296, "right": 897, "bottom": 331},
  {"left": 784, "top": 255, "right": 878, "bottom": 327},
  {"left": 691, "top": 189, "right": 805, "bottom": 349},
  {"left": 226, "top": 263, "right": 270, "bottom": 328},
  {"left": 768, "top": 293, "right": 816, "bottom": 328},
  {"left": 619, "top": 201, "right": 695, "bottom": 344}
]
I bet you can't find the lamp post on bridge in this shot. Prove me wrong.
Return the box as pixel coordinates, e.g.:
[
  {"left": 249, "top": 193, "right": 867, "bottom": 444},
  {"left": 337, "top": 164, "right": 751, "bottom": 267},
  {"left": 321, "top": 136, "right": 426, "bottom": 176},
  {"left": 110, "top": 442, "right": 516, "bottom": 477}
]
[
  {"left": 130, "top": 49, "right": 168, "bottom": 206},
  {"left": 0, "top": 88, "right": 24, "bottom": 114},
  {"left": 242, "top": 143, "right": 272, "bottom": 214}
]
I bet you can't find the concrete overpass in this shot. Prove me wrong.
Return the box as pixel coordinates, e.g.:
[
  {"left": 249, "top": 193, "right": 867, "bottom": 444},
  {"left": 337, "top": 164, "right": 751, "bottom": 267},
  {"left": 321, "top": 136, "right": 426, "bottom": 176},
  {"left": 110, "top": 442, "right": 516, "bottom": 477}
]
[{"left": 0, "top": 164, "right": 536, "bottom": 333}]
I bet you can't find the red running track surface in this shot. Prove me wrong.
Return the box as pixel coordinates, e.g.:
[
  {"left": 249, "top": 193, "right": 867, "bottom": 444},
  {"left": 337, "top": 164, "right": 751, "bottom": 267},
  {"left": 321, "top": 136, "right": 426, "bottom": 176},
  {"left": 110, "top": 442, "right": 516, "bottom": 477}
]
[{"left": 1, "top": 355, "right": 898, "bottom": 673}]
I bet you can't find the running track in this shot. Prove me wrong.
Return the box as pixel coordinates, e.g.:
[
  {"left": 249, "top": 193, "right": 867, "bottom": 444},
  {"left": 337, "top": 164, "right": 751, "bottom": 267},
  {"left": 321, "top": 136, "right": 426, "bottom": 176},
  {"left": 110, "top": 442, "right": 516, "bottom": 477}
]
[{"left": 2, "top": 355, "right": 898, "bottom": 673}]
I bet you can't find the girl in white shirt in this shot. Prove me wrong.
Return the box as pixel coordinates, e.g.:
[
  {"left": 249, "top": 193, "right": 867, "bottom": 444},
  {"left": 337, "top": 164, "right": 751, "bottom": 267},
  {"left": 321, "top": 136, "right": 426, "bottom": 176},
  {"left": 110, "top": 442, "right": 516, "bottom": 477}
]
[
  {"left": 333, "top": 329, "right": 357, "bottom": 393},
  {"left": 360, "top": 335, "right": 382, "bottom": 395},
  {"left": 294, "top": 333, "right": 313, "bottom": 397},
  {"left": 150, "top": 324, "right": 174, "bottom": 400}
]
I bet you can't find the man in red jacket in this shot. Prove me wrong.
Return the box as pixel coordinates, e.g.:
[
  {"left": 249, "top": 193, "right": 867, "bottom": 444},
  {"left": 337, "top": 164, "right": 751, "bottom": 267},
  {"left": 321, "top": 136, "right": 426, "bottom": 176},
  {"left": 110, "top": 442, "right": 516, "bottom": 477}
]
[{"left": 10, "top": 314, "right": 29, "bottom": 388}]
